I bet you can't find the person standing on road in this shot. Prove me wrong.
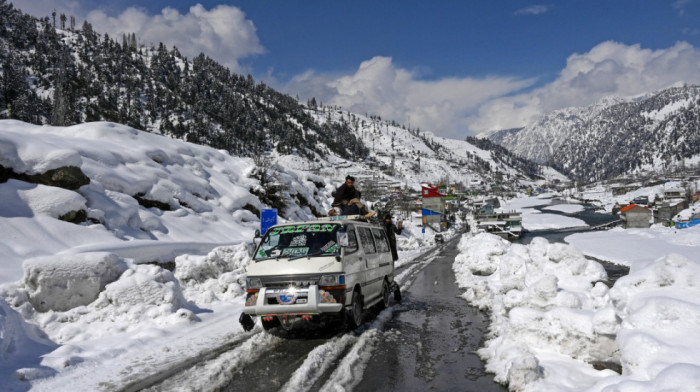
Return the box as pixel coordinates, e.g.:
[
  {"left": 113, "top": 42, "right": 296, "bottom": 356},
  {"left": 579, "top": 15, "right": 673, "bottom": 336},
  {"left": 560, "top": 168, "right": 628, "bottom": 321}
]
[{"left": 383, "top": 214, "right": 403, "bottom": 261}]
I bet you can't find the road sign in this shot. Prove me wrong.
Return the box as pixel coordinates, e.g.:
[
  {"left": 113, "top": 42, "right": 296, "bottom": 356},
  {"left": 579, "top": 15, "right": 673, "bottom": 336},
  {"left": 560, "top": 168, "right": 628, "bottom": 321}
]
[{"left": 260, "top": 209, "right": 277, "bottom": 235}]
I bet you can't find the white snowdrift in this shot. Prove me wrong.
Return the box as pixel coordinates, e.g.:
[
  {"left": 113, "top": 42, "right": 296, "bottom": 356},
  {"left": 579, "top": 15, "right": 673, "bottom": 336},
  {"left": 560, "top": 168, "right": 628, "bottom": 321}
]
[
  {"left": 22, "top": 252, "right": 127, "bottom": 312},
  {"left": 0, "top": 298, "right": 57, "bottom": 388},
  {"left": 454, "top": 232, "right": 700, "bottom": 391}
]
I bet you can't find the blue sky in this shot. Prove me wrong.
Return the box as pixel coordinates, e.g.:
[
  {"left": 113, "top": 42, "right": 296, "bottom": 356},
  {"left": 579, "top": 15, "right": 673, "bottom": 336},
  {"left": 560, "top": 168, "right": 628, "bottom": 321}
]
[{"left": 12, "top": 0, "right": 700, "bottom": 138}]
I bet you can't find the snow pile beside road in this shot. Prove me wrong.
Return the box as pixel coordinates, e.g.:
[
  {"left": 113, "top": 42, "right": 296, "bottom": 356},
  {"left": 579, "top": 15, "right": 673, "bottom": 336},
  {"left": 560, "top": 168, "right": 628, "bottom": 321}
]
[
  {"left": 0, "top": 298, "right": 57, "bottom": 388},
  {"left": 175, "top": 244, "right": 250, "bottom": 304},
  {"left": 598, "top": 253, "right": 700, "bottom": 390},
  {"left": 454, "top": 232, "right": 700, "bottom": 391},
  {"left": 454, "top": 233, "right": 616, "bottom": 390},
  {"left": 22, "top": 252, "right": 127, "bottom": 312},
  {"left": 0, "top": 245, "right": 252, "bottom": 385}
]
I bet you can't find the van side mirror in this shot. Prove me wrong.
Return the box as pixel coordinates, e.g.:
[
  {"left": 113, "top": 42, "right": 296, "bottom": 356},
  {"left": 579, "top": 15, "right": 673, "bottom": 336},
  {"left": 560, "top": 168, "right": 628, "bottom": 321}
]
[
  {"left": 246, "top": 242, "right": 256, "bottom": 258},
  {"left": 253, "top": 229, "right": 262, "bottom": 247},
  {"left": 337, "top": 231, "right": 349, "bottom": 247}
]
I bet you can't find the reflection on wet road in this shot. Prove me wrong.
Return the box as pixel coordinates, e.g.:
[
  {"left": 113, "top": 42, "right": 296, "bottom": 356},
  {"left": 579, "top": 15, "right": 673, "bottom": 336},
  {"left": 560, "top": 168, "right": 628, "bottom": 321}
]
[{"left": 356, "top": 240, "right": 507, "bottom": 391}]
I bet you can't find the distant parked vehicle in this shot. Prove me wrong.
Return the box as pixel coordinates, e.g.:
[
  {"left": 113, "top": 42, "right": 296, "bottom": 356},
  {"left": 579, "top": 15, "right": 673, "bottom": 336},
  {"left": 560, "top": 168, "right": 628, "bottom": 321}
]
[{"left": 434, "top": 233, "right": 444, "bottom": 243}]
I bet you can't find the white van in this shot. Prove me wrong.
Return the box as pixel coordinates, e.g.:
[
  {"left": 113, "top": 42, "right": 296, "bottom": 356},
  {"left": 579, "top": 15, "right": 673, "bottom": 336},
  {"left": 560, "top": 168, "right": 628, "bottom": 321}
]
[{"left": 239, "top": 215, "right": 401, "bottom": 331}]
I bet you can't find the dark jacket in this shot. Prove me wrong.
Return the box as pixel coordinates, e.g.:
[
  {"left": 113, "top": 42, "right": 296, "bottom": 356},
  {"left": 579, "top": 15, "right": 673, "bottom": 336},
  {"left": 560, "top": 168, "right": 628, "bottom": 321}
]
[
  {"left": 332, "top": 183, "right": 360, "bottom": 206},
  {"left": 384, "top": 221, "right": 402, "bottom": 261}
]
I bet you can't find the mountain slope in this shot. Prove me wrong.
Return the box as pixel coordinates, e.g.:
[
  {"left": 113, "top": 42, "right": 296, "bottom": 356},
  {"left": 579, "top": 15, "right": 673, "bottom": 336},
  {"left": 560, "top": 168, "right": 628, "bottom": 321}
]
[
  {"left": 486, "top": 86, "right": 700, "bottom": 181},
  {"left": 0, "top": 1, "right": 366, "bottom": 161}
]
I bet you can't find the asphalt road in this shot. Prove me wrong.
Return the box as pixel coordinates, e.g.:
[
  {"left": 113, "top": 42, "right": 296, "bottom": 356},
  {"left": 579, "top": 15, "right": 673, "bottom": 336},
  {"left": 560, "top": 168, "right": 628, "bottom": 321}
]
[
  {"left": 181, "top": 238, "right": 507, "bottom": 392},
  {"left": 356, "top": 240, "right": 507, "bottom": 391}
]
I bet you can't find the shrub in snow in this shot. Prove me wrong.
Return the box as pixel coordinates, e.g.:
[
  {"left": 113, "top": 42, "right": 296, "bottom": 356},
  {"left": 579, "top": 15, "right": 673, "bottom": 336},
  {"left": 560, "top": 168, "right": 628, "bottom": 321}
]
[{"left": 22, "top": 253, "right": 127, "bottom": 312}]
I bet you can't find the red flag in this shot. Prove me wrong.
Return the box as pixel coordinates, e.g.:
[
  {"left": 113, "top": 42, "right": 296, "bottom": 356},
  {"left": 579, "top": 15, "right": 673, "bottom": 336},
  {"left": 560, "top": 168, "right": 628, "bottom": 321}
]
[{"left": 422, "top": 185, "right": 446, "bottom": 198}]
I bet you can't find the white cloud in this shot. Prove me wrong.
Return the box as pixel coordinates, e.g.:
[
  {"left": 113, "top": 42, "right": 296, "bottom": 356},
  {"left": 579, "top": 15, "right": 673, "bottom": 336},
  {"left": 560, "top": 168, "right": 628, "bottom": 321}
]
[
  {"left": 86, "top": 4, "right": 264, "bottom": 73},
  {"left": 514, "top": 5, "right": 551, "bottom": 16},
  {"left": 467, "top": 41, "right": 700, "bottom": 133},
  {"left": 286, "top": 56, "right": 534, "bottom": 138}
]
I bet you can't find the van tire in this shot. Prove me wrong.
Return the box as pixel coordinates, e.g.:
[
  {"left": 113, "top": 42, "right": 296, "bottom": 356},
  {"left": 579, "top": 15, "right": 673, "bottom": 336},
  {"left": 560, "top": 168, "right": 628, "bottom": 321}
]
[
  {"left": 377, "top": 279, "right": 391, "bottom": 309},
  {"left": 347, "top": 290, "right": 364, "bottom": 329}
]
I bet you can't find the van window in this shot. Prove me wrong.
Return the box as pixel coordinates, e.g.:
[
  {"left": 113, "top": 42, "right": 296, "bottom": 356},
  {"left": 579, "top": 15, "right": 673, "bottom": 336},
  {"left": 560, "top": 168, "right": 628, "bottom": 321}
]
[
  {"left": 358, "top": 227, "right": 376, "bottom": 254},
  {"left": 346, "top": 227, "right": 358, "bottom": 252},
  {"left": 254, "top": 223, "right": 341, "bottom": 261},
  {"left": 372, "top": 228, "right": 390, "bottom": 253}
]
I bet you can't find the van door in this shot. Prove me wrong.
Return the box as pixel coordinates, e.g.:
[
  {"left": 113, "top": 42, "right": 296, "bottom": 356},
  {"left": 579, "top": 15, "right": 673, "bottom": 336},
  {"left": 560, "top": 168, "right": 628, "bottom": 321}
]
[
  {"left": 357, "top": 226, "right": 381, "bottom": 301},
  {"left": 342, "top": 225, "right": 365, "bottom": 305},
  {"left": 371, "top": 228, "right": 393, "bottom": 272}
]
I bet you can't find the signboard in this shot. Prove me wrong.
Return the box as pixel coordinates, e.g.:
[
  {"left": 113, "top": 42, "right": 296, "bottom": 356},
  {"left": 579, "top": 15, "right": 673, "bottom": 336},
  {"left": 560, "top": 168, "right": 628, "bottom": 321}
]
[
  {"left": 422, "top": 197, "right": 444, "bottom": 226},
  {"left": 422, "top": 185, "right": 446, "bottom": 198},
  {"left": 260, "top": 209, "right": 278, "bottom": 235}
]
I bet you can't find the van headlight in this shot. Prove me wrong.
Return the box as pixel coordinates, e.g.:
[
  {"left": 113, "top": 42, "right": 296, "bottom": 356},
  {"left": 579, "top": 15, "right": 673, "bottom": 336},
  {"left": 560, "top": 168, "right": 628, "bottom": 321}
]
[
  {"left": 246, "top": 277, "right": 262, "bottom": 292},
  {"left": 319, "top": 274, "right": 345, "bottom": 288}
]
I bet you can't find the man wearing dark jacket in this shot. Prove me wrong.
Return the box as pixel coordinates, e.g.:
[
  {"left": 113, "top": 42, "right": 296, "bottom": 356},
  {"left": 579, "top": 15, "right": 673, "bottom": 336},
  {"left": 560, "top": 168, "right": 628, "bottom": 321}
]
[
  {"left": 332, "top": 175, "right": 370, "bottom": 215},
  {"left": 384, "top": 214, "right": 403, "bottom": 261}
]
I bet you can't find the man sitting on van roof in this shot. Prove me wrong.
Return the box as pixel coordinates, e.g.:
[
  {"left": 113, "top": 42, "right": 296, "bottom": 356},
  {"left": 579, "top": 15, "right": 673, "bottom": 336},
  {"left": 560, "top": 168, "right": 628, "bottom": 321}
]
[{"left": 331, "top": 175, "right": 375, "bottom": 218}]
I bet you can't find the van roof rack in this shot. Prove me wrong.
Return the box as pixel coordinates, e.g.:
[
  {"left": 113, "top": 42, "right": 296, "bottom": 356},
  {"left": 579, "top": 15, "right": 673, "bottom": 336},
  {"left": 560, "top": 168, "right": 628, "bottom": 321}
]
[{"left": 316, "top": 214, "right": 368, "bottom": 222}]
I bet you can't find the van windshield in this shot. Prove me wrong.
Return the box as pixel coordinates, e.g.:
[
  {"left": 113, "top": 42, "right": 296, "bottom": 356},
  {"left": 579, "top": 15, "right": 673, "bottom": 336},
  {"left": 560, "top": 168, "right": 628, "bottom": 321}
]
[{"left": 254, "top": 223, "right": 341, "bottom": 261}]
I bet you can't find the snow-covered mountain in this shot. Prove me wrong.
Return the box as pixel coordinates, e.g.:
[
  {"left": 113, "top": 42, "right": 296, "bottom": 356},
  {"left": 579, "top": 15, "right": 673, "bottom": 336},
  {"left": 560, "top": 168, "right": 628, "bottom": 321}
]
[
  {"left": 486, "top": 86, "right": 700, "bottom": 182},
  {"left": 0, "top": 2, "right": 552, "bottom": 193}
]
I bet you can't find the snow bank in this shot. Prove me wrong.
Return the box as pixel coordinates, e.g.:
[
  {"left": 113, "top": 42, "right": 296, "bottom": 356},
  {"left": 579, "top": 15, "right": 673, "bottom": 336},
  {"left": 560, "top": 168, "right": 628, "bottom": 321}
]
[
  {"left": 453, "top": 233, "right": 615, "bottom": 390},
  {"left": 100, "top": 264, "right": 188, "bottom": 311},
  {"left": 600, "top": 253, "right": 700, "bottom": 388},
  {"left": 455, "top": 232, "right": 700, "bottom": 391},
  {"left": 22, "top": 253, "right": 127, "bottom": 312},
  {"left": 0, "top": 298, "right": 57, "bottom": 388},
  {"left": 175, "top": 244, "right": 250, "bottom": 303}
]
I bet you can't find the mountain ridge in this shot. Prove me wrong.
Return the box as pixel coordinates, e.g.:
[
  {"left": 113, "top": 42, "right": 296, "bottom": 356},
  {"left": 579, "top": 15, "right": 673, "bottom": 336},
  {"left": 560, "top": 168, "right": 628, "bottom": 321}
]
[{"left": 486, "top": 85, "right": 700, "bottom": 182}]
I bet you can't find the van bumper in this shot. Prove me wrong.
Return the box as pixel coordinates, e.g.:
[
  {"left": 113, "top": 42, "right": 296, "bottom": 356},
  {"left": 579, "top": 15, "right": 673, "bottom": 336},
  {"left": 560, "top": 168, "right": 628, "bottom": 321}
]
[{"left": 243, "top": 285, "right": 344, "bottom": 316}]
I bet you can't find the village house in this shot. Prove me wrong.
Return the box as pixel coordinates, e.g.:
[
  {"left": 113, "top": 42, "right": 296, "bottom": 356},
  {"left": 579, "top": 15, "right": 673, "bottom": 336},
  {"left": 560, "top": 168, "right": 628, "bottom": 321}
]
[
  {"left": 620, "top": 204, "right": 651, "bottom": 229},
  {"left": 664, "top": 186, "right": 685, "bottom": 200},
  {"left": 655, "top": 199, "right": 688, "bottom": 224}
]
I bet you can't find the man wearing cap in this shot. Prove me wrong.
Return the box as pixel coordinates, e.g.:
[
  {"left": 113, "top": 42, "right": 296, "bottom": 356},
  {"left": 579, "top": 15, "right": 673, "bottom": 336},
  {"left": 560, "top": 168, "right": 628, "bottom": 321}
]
[{"left": 384, "top": 214, "right": 403, "bottom": 261}]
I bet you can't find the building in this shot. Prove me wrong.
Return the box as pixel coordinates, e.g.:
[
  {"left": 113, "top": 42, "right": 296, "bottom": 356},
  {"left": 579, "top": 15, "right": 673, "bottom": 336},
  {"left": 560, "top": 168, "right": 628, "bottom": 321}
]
[
  {"left": 664, "top": 187, "right": 685, "bottom": 200},
  {"left": 655, "top": 199, "right": 688, "bottom": 224},
  {"left": 620, "top": 204, "right": 651, "bottom": 229}
]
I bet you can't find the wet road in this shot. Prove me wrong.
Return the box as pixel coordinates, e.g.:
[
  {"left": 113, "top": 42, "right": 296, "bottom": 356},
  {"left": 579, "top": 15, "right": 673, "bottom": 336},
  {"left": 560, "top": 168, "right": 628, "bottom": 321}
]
[
  {"left": 217, "top": 238, "right": 506, "bottom": 392},
  {"left": 357, "top": 240, "right": 507, "bottom": 392}
]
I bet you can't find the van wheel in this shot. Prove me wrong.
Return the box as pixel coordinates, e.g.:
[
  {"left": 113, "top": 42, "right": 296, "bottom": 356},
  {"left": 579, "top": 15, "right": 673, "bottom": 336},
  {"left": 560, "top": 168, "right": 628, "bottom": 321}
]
[
  {"left": 347, "top": 290, "right": 364, "bottom": 329},
  {"left": 377, "top": 280, "right": 391, "bottom": 309}
]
